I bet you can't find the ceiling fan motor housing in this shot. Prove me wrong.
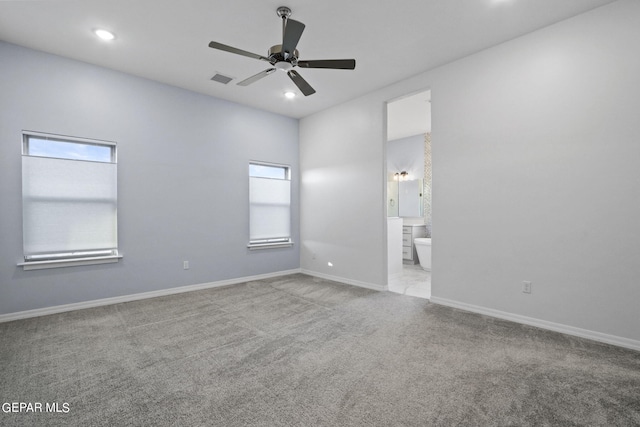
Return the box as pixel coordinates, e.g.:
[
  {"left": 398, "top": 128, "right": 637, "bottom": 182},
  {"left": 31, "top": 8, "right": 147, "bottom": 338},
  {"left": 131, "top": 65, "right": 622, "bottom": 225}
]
[{"left": 268, "top": 44, "right": 299, "bottom": 65}]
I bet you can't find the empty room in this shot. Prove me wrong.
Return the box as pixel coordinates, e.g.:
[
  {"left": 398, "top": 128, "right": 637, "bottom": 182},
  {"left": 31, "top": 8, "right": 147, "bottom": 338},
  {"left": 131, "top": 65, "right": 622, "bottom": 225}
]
[{"left": 1, "top": 0, "right": 639, "bottom": 425}]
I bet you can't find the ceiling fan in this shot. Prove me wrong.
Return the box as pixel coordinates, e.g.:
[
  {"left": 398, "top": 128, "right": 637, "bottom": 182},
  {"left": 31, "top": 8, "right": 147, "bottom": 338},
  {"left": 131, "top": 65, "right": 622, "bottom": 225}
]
[{"left": 208, "top": 6, "right": 356, "bottom": 96}]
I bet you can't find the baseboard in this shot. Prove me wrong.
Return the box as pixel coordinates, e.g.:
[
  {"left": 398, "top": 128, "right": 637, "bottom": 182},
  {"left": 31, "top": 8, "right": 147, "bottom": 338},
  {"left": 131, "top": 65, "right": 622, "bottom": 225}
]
[
  {"left": 430, "top": 296, "right": 640, "bottom": 352},
  {"left": 0, "top": 269, "right": 302, "bottom": 323},
  {"left": 301, "top": 269, "right": 387, "bottom": 292}
]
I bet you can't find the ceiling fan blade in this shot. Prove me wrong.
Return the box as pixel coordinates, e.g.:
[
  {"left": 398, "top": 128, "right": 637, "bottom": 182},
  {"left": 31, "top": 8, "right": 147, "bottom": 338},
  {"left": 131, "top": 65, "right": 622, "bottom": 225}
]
[
  {"left": 297, "top": 59, "right": 356, "bottom": 70},
  {"left": 287, "top": 70, "right": 316, "bottom": 96},
  {"left": 237, "top": 68, "right": 276, "bottom": 86},
  {"left": 282, "top": 19, "right": 305, "bottom": 57},
  {"left": 208, "top": 41, "right": 269, "bottom": 62}
]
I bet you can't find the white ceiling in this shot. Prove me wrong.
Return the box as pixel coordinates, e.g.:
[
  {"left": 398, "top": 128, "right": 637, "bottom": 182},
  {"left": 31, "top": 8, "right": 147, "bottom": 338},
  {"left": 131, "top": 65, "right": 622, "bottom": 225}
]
[{"left": 0, "top": 0, "right": 617, "bottom": 119}]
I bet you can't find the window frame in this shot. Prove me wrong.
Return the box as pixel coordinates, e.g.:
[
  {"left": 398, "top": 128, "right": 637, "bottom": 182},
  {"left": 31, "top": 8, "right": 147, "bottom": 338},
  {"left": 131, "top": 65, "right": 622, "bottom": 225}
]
[
  {"left": 22, "top": 131, "right": 117, "bottom": 163},
  {"left": 18, "top": 131, "right": 122, "bottom": 270},
  {"left": 247, "top": 161, "right": 293, "bottom": 250}
]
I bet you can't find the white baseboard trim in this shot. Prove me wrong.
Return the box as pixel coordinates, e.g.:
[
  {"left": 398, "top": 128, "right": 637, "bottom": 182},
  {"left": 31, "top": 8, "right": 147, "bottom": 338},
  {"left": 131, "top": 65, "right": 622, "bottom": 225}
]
[
  {"left": 0, "top": 269, "right": 302, "bottom": 323},
  {"left": 430, "top": 296, "right": 640, "bottom": 352},
  {"left": 300, "top": 269, "right": 387, "bottom": 292}
]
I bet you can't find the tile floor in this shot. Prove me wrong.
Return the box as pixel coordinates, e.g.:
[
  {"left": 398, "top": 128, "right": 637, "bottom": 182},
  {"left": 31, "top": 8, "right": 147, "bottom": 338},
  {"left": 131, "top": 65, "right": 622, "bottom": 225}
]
[{"left": 388, "top": 263, "right": 431, "bottom": 299}]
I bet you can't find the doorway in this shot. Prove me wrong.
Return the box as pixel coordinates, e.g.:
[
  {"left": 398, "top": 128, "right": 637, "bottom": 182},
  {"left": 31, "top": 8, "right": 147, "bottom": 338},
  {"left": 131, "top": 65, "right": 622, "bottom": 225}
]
[{"left": 385, "top": 89, "right": 432, "bottom": 298}]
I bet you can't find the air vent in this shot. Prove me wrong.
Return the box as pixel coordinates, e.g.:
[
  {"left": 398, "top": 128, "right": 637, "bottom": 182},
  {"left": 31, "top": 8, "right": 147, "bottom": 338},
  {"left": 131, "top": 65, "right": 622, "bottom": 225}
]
[{"left": 210, "top": 73, "right": 234, "bottom": 84}]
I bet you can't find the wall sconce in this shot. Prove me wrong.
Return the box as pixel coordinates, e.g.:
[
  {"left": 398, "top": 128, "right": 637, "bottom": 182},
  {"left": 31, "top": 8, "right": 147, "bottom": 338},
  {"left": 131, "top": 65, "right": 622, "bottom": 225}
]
[{"left": 393, "top": 171, "right": 409, "bottom": 181}]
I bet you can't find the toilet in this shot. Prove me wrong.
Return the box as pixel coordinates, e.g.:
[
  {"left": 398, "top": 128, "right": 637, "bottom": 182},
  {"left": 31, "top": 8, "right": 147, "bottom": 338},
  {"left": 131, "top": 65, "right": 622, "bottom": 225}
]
[{"left": 414, "top": 238, "right": 432, "bottom": 271}]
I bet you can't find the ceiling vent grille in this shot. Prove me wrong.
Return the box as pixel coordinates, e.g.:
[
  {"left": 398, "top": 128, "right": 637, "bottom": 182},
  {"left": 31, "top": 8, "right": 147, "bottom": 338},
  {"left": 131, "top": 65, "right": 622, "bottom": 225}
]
[{"left": 210, "top": 73, "right": 234, "bottom": 84}]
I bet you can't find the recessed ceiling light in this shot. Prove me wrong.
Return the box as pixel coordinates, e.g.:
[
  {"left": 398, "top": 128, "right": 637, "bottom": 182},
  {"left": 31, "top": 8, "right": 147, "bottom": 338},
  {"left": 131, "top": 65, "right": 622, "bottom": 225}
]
[
  {"left": 94, "top": 29, "right": 115, "bottom": 41},
  {"left": 284, "top": 91, "right": 296, "bottom": 99}
]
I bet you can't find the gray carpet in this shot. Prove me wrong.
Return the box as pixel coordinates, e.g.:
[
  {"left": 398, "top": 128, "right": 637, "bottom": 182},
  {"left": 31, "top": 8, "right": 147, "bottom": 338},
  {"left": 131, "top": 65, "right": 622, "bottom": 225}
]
[{"left": 1, "top": 273, "right": 639, "bottom": 426}]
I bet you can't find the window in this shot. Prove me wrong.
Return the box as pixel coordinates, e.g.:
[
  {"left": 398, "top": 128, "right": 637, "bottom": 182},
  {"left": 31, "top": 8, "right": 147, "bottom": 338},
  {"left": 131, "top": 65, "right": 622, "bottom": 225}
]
[
  {"left": 19, "top": 131, "right": 120, "bottom": 270},
  {"left": 248, "top": 162, "right": 292, "bottom": 249}
]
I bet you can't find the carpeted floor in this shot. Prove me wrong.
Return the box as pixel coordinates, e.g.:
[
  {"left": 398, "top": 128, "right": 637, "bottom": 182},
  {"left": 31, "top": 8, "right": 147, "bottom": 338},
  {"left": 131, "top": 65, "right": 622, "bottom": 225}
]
[{"left": 1, "top": 273, "right": 639, "bottom": 426}]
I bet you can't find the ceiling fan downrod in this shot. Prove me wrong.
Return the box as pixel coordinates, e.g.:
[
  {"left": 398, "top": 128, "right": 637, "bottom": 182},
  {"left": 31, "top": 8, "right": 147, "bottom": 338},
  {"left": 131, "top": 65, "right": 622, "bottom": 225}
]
[{"left": 277, "top": 6, "right": 292, "bottom": 38}]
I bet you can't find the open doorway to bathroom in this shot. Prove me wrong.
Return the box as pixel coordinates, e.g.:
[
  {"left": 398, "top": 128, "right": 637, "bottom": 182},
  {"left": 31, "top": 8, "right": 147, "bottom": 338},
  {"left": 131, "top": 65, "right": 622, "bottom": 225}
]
[{"left": 386, "top": 89, "right": 432, "bottom": 298}]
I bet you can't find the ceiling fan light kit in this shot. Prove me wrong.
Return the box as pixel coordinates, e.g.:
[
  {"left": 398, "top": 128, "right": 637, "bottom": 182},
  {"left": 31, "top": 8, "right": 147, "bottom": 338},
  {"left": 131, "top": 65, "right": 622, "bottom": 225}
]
[{"left": 208, "top": 6, "right": 356, "bottom": 96}]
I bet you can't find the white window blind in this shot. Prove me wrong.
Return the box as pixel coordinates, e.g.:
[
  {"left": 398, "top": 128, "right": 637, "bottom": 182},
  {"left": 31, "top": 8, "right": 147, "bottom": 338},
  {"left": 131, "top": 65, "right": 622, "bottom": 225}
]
[
  {"left": 21, "top": 133, "right": 118, "bottom": 262},
  {"left": 249, "top": 162, "right": 291, "bottom": 247}
]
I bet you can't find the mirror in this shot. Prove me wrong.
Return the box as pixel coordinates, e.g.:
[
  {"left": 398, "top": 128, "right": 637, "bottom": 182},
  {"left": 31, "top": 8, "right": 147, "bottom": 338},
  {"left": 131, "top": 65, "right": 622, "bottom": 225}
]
[
  {"left": 388, "top": 180, "right": 399, "bottom": 217},
  {"left": 399, "top": 179, "right": 423, "bottom": 217},
  {"left": 388, "top": 178, "right": 423, "bottom": 218}
]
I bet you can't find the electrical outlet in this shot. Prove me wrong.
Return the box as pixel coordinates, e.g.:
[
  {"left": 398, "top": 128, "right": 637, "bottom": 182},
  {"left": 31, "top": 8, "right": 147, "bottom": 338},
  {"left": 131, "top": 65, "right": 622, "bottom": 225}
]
[
  {"left": 522, "top": 281, "right": 532, "bottom": 294},
  {"left": 183, "top": 261, "right": 189, "bottom": 270}
]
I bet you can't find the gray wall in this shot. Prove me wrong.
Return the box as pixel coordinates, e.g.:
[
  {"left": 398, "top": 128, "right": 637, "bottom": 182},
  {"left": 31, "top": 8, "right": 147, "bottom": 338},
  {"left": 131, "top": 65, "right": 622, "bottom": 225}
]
[
  {"left": 0, "top": 42, "right": 299, "bottom": 315},
  {"left": 300, "top": 98, "right": 386, "bottom": 289},
  {"left": 300, "top": 0, "right": 640, "bottom": 345}
]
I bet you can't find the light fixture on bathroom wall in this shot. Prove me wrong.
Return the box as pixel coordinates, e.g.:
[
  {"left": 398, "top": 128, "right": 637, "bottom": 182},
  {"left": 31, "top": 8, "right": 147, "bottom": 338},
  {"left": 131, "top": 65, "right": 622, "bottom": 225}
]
[{"left": 394, "top": 171, "right": 409, "bottom": 181}]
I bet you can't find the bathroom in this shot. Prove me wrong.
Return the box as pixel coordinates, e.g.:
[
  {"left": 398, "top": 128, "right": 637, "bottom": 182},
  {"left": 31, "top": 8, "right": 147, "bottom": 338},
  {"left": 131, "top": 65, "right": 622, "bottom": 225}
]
[{"left": 386, "top": 89, "right": 432, "bottom": 298}]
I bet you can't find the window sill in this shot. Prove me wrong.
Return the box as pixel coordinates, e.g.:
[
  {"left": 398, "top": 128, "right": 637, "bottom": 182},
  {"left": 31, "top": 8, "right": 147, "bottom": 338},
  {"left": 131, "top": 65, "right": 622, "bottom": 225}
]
[
  {"left": 18, "top": 255, "right": 123, "bottom": 271},
  {"left": 247, "top": 241, "right": 294, "bottom": 250}
]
